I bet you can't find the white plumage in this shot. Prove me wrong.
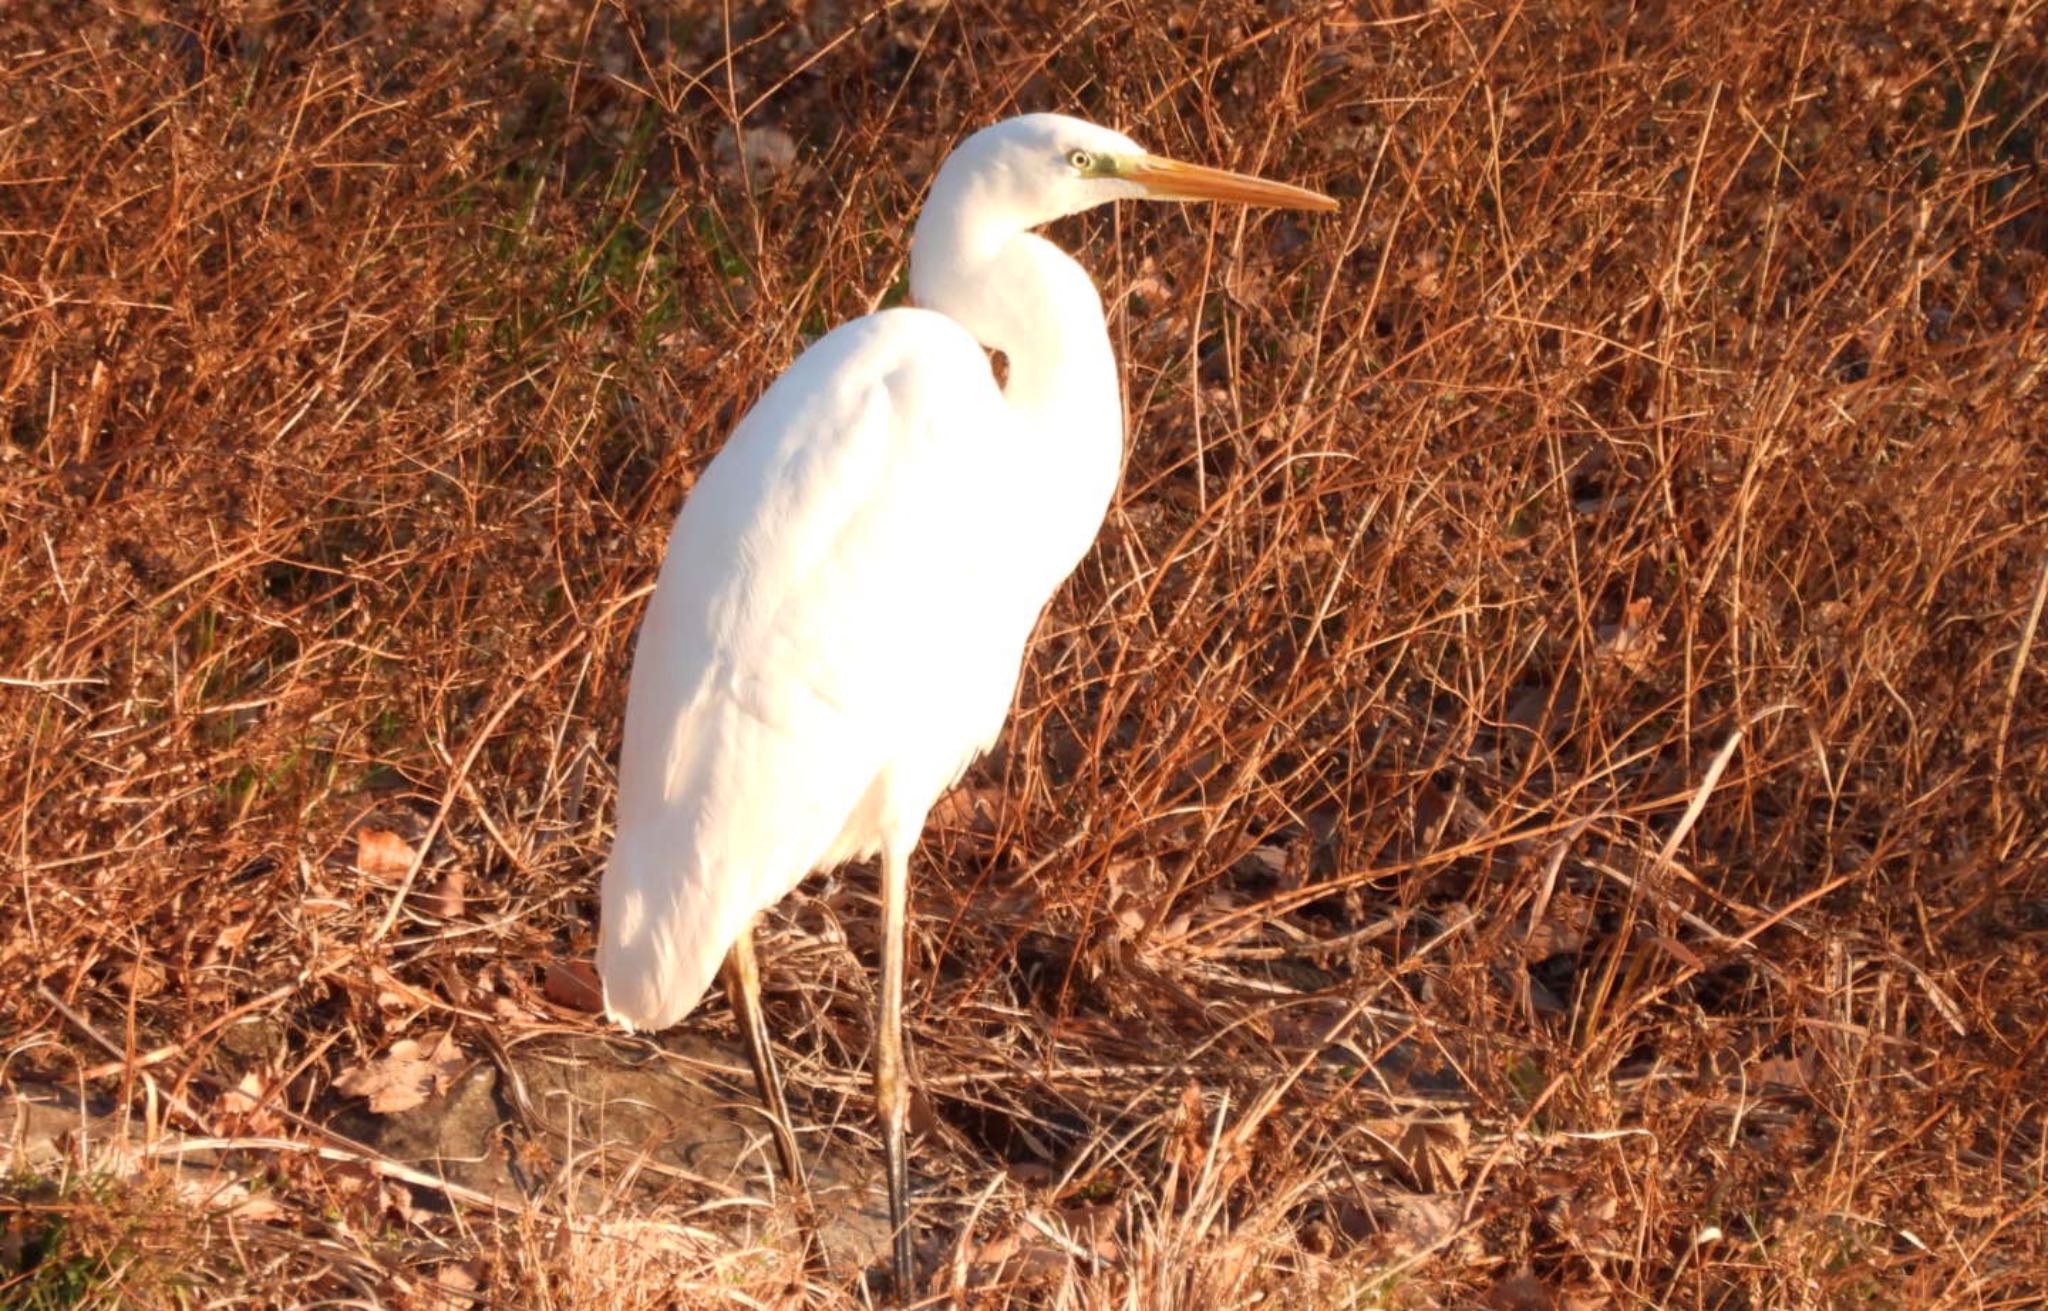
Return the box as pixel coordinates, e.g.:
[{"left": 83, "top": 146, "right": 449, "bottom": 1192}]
[
  {"left": 599, "top": 307, "right": 1074, "bottom": 1028},
  {"left": 596, "top": 113, "right": 1333, "bottom": 1292}
]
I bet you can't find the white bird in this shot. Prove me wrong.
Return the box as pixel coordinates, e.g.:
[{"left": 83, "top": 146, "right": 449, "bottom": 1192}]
[{"left": 598, "top": 112, "right": 1333, "bottom": 1293}]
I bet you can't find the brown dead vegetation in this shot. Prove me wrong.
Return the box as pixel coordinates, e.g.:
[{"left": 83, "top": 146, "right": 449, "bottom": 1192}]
[{"left": 2, "top": 1, "right": 2044, "bottom": 1307}]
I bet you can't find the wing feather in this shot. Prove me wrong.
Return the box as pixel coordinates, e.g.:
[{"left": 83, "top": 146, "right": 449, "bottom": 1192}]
[{"left": 599, "top": 309, "right": 1024, "bottom": 1031}]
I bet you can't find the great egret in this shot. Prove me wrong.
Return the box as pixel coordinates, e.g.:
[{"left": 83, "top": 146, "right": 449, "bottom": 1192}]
[{"left": 598, "top": 112, "right": 1333, "bottom": 1293}]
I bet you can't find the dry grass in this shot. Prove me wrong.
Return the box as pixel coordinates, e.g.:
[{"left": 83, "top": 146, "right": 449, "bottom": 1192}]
[{"left": 3, "top": 1, "right": 2045, "bottom": 1307}]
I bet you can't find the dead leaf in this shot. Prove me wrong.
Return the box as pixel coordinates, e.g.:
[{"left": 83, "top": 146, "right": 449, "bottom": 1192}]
[
  {"left": 214, "top": 915, "right": 257, "bottom": 951},
  {"left": 368, "top": 963, "right": 436, "bottom": 1015},
  {"left": 1400, "top": 1114, "right": 1470, "bottom": 1192},
  {"left": 1364, "top": 1113, "right": 1470, "bottom": 1191},
  {"left": 171, "top": 1170, "right": 287, "bottom": 1222},
  {"left": 963, "top": 1223, "right": 1067, "bottom": 1285},
  {"left": 1544, "top": 1178, "right": 1629, "bottom": 1268},
  {"left": 1595, "top": 597, "right": 1660, "bottom": 677},
  {"left": 1228, "top": 844, "right": 1292, "bottom": 888},
  {"left": 1368, "top": 1192, "right": 1462, "bottom": 1261},
  {"left": 333, "top": 1031, "right": 466, "bottom": 1114},
  {"left": 964, "top": 1227, "right": 1022, "bottom": 1268},
  {"left": 1751, "top": 1051, "right": 1816, "bottom": 1093},
  {"left": 436, "top": 1260, "right": 481, "bottom": 1291},
  {"left": 1512, "top": 890, "right": 1597, "bottom": 960},
  {"left": 930, "top": 785, "right": 1004, "bottom": 837},
  {"left": 545, "top": 959, "right": 604, "bottom": 1013},
  {"left": 1055, "top": 1202, "right": 1120, "bottom": 1262},
  {"left": 1649, "top": 933, "right": 1706, "bottom": 971},
  {"left": 114, "top": 956, "right": 165, "bottom": 999},
  {"left": 214, "top": 1071, "right": 283, "bottom": 1136},
  {"left": 356, "top": 827, "right": 415, "bottom": 878},
  {"left": 429, "top": 868, "right": 466, "bottom": 919},
  {"left": 428, "top": 1260, "right": 484, "bottom": 1310}
]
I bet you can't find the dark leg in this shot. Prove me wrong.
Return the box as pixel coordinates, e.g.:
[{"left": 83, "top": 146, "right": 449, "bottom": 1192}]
[
  {"left": 722, "top": 921, "right": 808, "bottom": 1203},
  {"left": 876, "top": 843, "right": 915, "bottom": 1297}
]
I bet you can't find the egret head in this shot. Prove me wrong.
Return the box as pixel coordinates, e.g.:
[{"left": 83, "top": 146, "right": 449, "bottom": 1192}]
[
  {"left": 923, "top": 112, "right": 1336, "bottom": 241},
  {"left": 911, "top": 113, "right": 1333, "bottom": 362}
]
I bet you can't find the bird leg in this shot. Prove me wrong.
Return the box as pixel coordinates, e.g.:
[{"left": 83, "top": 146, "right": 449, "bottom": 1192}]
[
  {"left": 876, "top": 843, "right": 916, "bottom": 1297},
  {"left": 721, "top": 923, "right": 816, "bottom": 1249}
]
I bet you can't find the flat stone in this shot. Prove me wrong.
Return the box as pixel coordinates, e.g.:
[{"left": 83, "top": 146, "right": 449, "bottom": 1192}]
[
  {"left": 330, "top": 1031, "right": 893, "bottom": 1271},
  {"left": 3, "top": 1030, "right": 891, "bottom": 1275}
]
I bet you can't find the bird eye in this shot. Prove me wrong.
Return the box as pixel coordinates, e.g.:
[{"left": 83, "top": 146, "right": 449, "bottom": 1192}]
[{"left": 1067, "top": 149, "right": 1095, "bottom": 172}]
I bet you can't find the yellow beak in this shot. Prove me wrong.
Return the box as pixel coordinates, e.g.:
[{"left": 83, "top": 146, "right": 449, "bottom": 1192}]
[{"left": 1122, "top": 154, "right": 1337, "bottom": 212}]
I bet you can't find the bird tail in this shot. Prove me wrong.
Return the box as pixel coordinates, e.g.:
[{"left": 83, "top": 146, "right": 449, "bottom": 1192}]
[{"left": 596, "top": 841, "right": 743, "bottom": 1033}]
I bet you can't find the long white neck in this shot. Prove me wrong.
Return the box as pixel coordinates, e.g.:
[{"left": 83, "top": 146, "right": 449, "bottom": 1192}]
[{"left": 910, "top": 206, "right": 1124, "bottom": 586}]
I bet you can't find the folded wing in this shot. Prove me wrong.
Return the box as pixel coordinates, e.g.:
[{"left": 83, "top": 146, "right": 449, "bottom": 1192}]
[{"left": 599, "top": 308, "right": 1029, "bottom": 1031}]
